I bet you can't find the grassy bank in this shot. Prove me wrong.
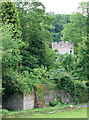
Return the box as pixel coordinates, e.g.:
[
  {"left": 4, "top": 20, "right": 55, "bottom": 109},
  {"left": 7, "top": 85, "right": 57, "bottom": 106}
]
[
  {"left": 2, "top": 103, "right": 87, "bottom": 118},
  {"left": 27, "top": 107, "right": 87, "bottom": 118}
]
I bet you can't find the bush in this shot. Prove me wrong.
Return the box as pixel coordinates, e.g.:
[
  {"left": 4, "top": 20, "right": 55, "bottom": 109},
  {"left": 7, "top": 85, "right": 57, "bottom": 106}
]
[
  {"left": 49, "top": 100, "right": 58, "bottom": 107},
  {"left": 2, "top": 109, "right": 9, "bottom": 117}
]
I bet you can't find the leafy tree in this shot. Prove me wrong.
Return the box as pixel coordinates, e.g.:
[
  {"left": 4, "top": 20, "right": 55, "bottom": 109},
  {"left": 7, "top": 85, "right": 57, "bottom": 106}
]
[
  {"left": 60, "top": 53, "right": 77, "bottom": 72},
  {"left": 1, "top": 23, "right": 27, "bottom": 97},
  {"left": 76, "top": 36, "right": 88, "bottom": 80},
  {"left": 1, "top": 23, "right": 23, "bottom": 71},
  {"left": 87, "top": 2, "right": 89, "bottom": 81},
  {"left": 50, "top": 68, "right": 87, "bottom": 103},
  {"left": 29, "top": 66, "right": 55, "bottom": 85},
  {"left": 77, "top": 2, "right": 88, "bottom": 16},
  {"left": 62, "top": 2, "right": 87, "bottom": 54},
  {"left": 47, "top": 13, "right": 70, "bottom": 42},
  {"left": 16, "top": 1, "right": 56, "bottom": 72},
  {"left": 63, "top": 13, "right": 87, "bottom": 54},
  {"left": 1, "top": 2, "right": 21, "bottom": 30}
]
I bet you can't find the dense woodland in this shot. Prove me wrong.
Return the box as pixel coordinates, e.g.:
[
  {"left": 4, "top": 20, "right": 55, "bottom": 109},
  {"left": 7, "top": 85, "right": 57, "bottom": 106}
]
[{"left": 0, "top": 1, "right": 89, "bottom": 103}]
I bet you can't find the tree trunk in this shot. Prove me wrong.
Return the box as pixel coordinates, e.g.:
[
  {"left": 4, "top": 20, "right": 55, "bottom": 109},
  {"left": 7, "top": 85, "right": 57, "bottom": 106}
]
[{"left": 17, "top": 61, "right": 20, "bottom": 73}]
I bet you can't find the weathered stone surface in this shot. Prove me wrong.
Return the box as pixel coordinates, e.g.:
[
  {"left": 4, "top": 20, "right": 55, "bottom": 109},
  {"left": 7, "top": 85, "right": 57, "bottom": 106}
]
[
  {"left": 3, "top": 86, "right": 76, "bottom": 110},
  {"left": 3, "top": 93, "right": 23, "bottom": 110},
  {"left": 69, "top": 105, "right": 74, "bottom": 108},
  {"left": 23, "top": 94, "right": 34, "bottom": 110},
  {"left": 3, "top": 93, "right": 34, "bottom": 111},
  {"left": 52, "top": 41, "right": 74, "bottom": 55}
]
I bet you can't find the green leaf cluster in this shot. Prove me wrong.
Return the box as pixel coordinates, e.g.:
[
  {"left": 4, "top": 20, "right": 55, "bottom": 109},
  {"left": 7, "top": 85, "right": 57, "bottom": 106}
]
[
  {"left": 1, "top": 1, "right": 88, "bottom": 104},
  {"left": 1, "top": 2, "right": 21, "bottom": 31}
]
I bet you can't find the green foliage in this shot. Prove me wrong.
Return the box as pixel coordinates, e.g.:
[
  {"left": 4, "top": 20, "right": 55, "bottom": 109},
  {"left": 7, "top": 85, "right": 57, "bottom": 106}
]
[
  {"left": 16, "top": 1, "right": 56, "bottom": 71},
  {"left": 29, "top": 66, "right": 55, "bottom": 85},
  {"left": 42, "top": 44, "right": 56, "bottom": 67},
  {"left": 76, "top": 37, "right": 88, "bottom": 80},
  {"left": 1, "top": 23, "right": 31, "bottom": 97},
  {"left": 1, "top": 23, "right": 23, "bottom": 70},
  {"left": 2, "top": 109, "right": 9, "bottom": 117},
  {"left": 50, "top": 69, "right": 87, "bottom": 103},
  {"left": 2, "top": 106, "right": 87, "bottom": 118},
  {"left": 49, "top": 100, "right": 58, "bottom": 107},
  {"left": 77, "top": 2, "right": 88, "bottom": 16},
  {"left": 74, "top": 81, "right": 87, "bottom": 103},
  {"left": 1, "top": 1, "right": 88, "bottom": 105},
  {"left": 62, "top": 7, "right": 87, "bottom": 54},
  {"left": 34, "top": 84, "right": 45, "bottom": 105},
  {"left": 86, "top": 4, "right": 89, "bottom": 81},
  {"left": 59, "top": 2, "right": 88, "bottom": 80},
  {"left": 1, "top": 2, "right": 21, "bottom": 30},
  {"left": 56, "top": 54, "right": 79, "bottom": 80},
  {"left": 61, "top": 53, "right": 76, "bottom": 72},
  {"left": 1, "top": 1, "right": 56, "bottom": 98},
  {"left": 2, "top": 69, "right": 33, "bottom": 99},
  {"left": 47, "top": 13, "right": 70, "bottom": 42}
]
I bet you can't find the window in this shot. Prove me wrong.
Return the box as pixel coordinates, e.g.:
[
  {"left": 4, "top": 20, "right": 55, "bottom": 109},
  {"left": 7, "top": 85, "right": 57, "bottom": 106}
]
[{"left": 70, "top": 49, "right": 72, "bottom": 53}]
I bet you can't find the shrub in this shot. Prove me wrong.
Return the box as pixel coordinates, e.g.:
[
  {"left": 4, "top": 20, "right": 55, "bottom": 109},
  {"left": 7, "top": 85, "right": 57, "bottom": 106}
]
[
  {"left": 2, "top": 109, "right": 9, "bottom": 117},
  {"left": 49, "top": 100, "right": 58, "bottom": 107}
]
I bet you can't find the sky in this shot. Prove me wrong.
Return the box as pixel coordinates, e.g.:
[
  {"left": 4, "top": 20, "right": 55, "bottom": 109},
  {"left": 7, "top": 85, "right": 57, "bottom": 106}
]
[{"left": 39, "top": 0, "right": 88, "bottom": 14}]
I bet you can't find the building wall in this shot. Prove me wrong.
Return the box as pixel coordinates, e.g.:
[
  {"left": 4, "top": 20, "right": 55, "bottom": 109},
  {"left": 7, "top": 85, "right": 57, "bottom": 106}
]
[
  {"left": 3, "top": 87, "right": 75, "bottom": 110},
  {"left": 43, "top": 89, "right": 57, "bottom": 106},
  {"left": 43, "top": 89, "right": 74, "bottom": 105},
  {"left": 35, "top": 85, "right": 74, "bottom": 107},
  {"left": 3, "top": 93, "right": 23, "bottom": 111},
  {"left": 3, "top": 93, "right": 34, "bottom": 111},
  {"left": 52, "top": 41, "right": 74, "bottom": 55},
  {"left": 23, "top": 94, "right": 34, "bottom": 110}
]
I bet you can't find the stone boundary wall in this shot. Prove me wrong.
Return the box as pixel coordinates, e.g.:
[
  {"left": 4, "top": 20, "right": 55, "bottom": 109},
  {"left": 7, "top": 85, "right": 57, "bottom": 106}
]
[
  {"left": 3, "top": 93, "right": 23, "bottom": 111},
  {"left": 23, "top": 94, "right": 34, "bottom": 110},
  {"left": 3, "top": 86, "right": 75, "bottom": 110},
  {"left": 3, "top": 93, "right": 34, "bottom": 111},
  {"left": 34, "top": 85, "right": 75, "bottom": 108}
]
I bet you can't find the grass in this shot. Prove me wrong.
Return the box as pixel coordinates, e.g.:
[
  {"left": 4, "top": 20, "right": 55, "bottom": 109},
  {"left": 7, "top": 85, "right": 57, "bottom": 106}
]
[
  {"left": 5, "top": 107, "right": 87, "bottom": 118},
  {"left": 3, "top": 103, "right": 87, "bottom": 118},
  {"left": 29, "top": 107, "right": 87, "bottom": 118}
]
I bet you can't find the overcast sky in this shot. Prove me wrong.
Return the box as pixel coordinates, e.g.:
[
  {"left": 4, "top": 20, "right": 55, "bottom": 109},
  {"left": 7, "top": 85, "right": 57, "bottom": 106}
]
[{"left": 39, "top": 0, "right": 88, "bottom": 14}]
